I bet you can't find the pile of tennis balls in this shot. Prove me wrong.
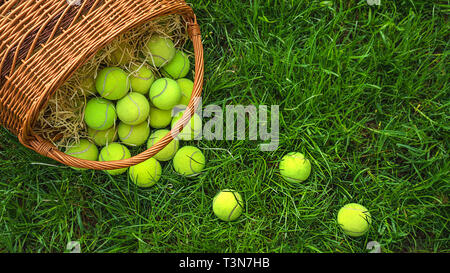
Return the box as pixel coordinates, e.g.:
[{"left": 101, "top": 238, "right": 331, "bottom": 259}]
[
  {"left": 212, "top": 152, "right": 372, "bottom": 239},
  {"left": 65, "top": 34, "right": 205, "bottom": 187}
]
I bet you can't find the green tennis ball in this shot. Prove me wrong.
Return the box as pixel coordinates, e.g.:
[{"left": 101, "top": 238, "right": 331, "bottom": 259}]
[
  {"left": 116, "top": 92, "right": 150, "bottom": 125},
  {"left": 117, "top": 121, "right": 150, "bottom": 147},
  {"left": 79, "top": 76, "right": 97, "bottom": 96},
  {"left": 146, "top": 129, "right": 179, "bottom": 161},
  {"left": 161, "top": 50, "right": 190, "bottom": 79},
  {"left": 106, "top": 42, "right": 134, "bottom": 66},
  {"left": 144, "top": 34, "right": 176, "bottom": 67},
  {"left": 98, "top": 143, "right": 131, "bottom": 175},
  {"left": 88, "top": 126, "right": 118, "bottom": 146},
  {"left": 130, "top": 63, "right": 155, "bottom": 94},
  {"left": 95, "top": 67, "right": 130, "bottom": 100},
  {"left": 337, "top": 203, "right": 372, "bottom": 237},
  {"left": 148, "top": 105, "right": 172, "bottom": 128},
  {"left": 171, "top": 110, "right": 202, "bottom": 141},
  {"left": 84, "top": 97, "right": 117, "bottom": 131},
  {"left": 176, "top": 78, "right": 194, "bottom": 105},
  {"left": 149, "top": 78, "right": 181, "bottom": 110},
  {"left": 212, "top": 189, "right": 244, "bottom": 222},
  {"left": 279, "top": 152, "right": 312, "bottom": 183},
  {"left": 65, "top": 139, "right": 99, "bottom": 170},
  {"left": 172, "top": 146, "right": 205, "bottom": 176},
  {"left": 128, "top": 158, "right": 162, "bottom": 188}
]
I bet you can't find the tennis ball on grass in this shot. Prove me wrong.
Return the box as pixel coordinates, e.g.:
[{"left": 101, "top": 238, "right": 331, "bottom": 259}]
[
  {"left": 148, "top": 105, "right": 172, "bottom": 129},
  {"left": 337, "top": 203, "right": 371, "bottom": 237},
  {"left": 149, "top": 78, "right": 181, "bottom": 110},
  {"left": 171, "top": 110, "right": 202, "bottom": 141},
  {"left": 144, "top": 34, "right": 176, "bottom": 67},
  {"left": 84, "top": 97, "right": 117, "bottom": 131},
  {"left": 279, "top": 152, "right": 311, "bottom": 183},
  {"left": 176, "top": 78, "right": 194, "bottom": 105},
  {"left": 212, "top": 189, "right": 244, "bottom": 222},
  {"left": 161, "top": 50, "right": 190, "bottom": 79},
  {"left": 65, "top": 139, "right": 99, "bottom": 170},
  {"left": 88, "top": 126, "right": 118, "bottom": 146},
  {"left": 146, "top": 129, "right": 179, "bottom": 161},
  {"left": 95, "top": 67, "right": 130, "bottom": 100},
  {"left": 116, "top": 92, "right": 150, "bottom": 125},
  {"left": 129, "top": 158, "right": 162, "bottom": 188},
  {"left": 130, "top": 63, "right": 155, "bottom": 94},
  {"left": 117, "top": 121, "right": 150, "bottom": 147},
  {"left": 173, "top": 146, "right": 205, "bottom": 176},
  {"left": 98, "top": 143, "right": 131, "bottom": 175}
]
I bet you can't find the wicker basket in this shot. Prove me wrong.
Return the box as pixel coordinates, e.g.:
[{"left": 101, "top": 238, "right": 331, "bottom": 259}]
[{"left": 0, "top": 0, "right": 204, "bottom": 170}]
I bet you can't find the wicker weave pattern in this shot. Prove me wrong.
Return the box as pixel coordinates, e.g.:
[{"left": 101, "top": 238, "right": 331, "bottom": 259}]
[{"left": 0, "top": 0, "right": 204, "bottom": 170}]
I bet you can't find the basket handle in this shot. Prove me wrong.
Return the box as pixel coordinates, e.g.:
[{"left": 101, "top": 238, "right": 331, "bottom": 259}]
[{"left": 29, "top": 18, "right": 204, "bottom": 170}]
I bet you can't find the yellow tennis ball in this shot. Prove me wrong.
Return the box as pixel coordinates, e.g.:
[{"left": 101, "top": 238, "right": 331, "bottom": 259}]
[
  {"left": 161, "top": 50, "right": 190, "bottom": 79},
  {"left": 144, "top": 34, "right": 176, "bottom": 67},
  {"left": 84, "top": 97, "right": 117, "bottom": 131},
  {"left": 65, "top": 139, "right": 99, "bottom": 171},
  {"left": 212, "top": 189, "right": 244, "bottom": 222},
  {"left": 130, "top": 63, "right": 155, "bottom": 94},
  {"left": 146, "top": 129, "right": 179, "bottom": 161},
  {"left": 128, "top": 158, "right": 162, "bottom": 188},
  {"left": 79, "top": 76, "right": 97, "bottom": 96},
  {"left": 148, "top": 105, "right": 172, "bottom": 129},
  {"left": 176, "top": 78, "right": 194, "bottom": 105},
  {"left": 279, "top": 152, "right": 312, "bottom": 183},
  {"left": 171, "top": 110, "right": 202, "bottom": 141},
  {"left": 98, "top": 143, "right": 131, "bottom": 175},
  {"left": 88, "top": 126, "right": 118, "bottom": 146},
  {"left": 172, "top": 146, "right": 205, "bottom": 176},
  {"left": 106, "top": 42, "right": 134, "bottom": 66},
  {"left": 337, "top": 203, "right": 372, "bottom": 237},
  {"left": 95, "top": 67, "right": 130, "bottom": 100},
  {"left": 149, "top": 78, "right": 181, "bottom": 110},
  {"left": 116, "top": 92, "right": 150, "bottom": 125},
  {"left": 117, "top": 121, "right": 150, "bottom": 147}
]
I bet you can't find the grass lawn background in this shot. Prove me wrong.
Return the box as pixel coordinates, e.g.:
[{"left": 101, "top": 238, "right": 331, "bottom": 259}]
[{"left": 0, "top": 0, "right": 448, "bottom": 253}]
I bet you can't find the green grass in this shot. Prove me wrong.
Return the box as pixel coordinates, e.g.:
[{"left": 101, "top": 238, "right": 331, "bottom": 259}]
[{"left": 0, "top": 0, "right": 449, "bottom": 253}]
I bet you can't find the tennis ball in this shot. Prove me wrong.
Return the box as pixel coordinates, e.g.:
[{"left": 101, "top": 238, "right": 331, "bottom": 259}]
[
  {"left": 146, "top": 129, "right": 179, "bottom": 161},
  {"left": 88, "top": 126, "right": 118, "bottom": 146},
  {"left": 117, "top": 121, "right": 150, "bottom": 147},
  {"left": 65, "top": 139, "right": 99, "bottom": 170},
  {"left": 161, "top": 50, "right": 190, "bottom": 79},
  {"left": 98, "top": 143, "right": 131, "bottom": 175},
  {"left": 84, "top": 97, "right": 117, "bottom": 131},
  {"left": 337, "top": 203, "right": 372, "bottom": 237},
  {"left": 128, "top": 158, "right": 162, "bottom": 188},
  {"left": 176, "top": 78, "right": 194, "bottom": 105},
  {"left": 95, "top": 67, "right": 130, "bottom": 100},
  {"left": 106, "top": 42, "right": 134, "bottom": 66},
  {"left": 173, "top": 146, "right": 205, "bottom": 176},
  {"left": 171, "top": 110, "right": 202, "bottom": 141},
  {"left": 116, "top": 92, "right": 150, "bottom": 125},
  {"left": 149, "top": 78, "right": 181, "bottom": 110},
  {"left": 130, "top": 63, "right": 155, "bottom": 94},
  {"left": 148, "top": 105, "right": 172, "bottom": 129},
  {"left": 212, "top": 189, "right": 244, "bottom": 222},
  {"left": 279, "top": 152, "right": 312, "bottom": 183},
  {"left": 79, "top": 76, "right": 97, "bottom": 96},
  {"left": 144, "top": 34, "right": 176, "bottom": 67}
]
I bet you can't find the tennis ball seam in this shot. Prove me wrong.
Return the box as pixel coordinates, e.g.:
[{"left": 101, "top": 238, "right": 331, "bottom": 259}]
[
  {"left": 91, "top": 102, "right": 113, "bottom": 130},
  {"left": 121, "top": 125, "right": 134, "bottom": 140},
  {"left": 150, "top": 78, "right": 168, "bottom": 101},
  {"left": 176, "top": 53, "right": 188, "bottom": 79},
  {"left": 100, "top": 68, "right": 121, "bottom": 98},
  {"left": 66, "top": 141, "right": 93, "bottom": 156},
  {"left": 125, "top": 94, "right": 142, "bottom": 124},
  {"left": 150, "top": 54, "right": 169, "bottom": 65},
  {"left": 188, "top": 151, "right": 203, "bottom": 174}
]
